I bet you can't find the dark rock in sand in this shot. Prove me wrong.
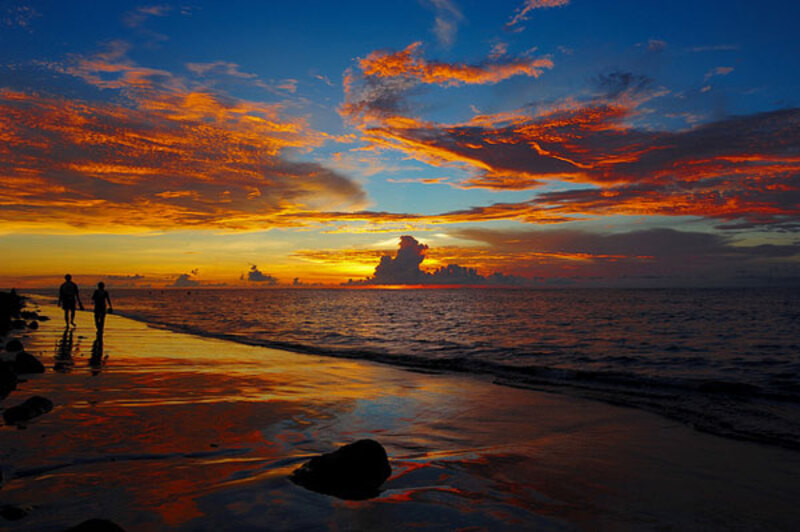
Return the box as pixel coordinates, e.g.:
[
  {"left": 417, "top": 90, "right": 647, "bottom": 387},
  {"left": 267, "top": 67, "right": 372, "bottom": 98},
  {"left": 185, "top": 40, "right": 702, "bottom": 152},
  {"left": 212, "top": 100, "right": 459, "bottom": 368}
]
[
  {"left": 13, "top": 352, "right": 44, "bottom": 374},
  {"left": 28, "top": 321, "right": 39, "bottom": 330},
  {"left": 11, "top": 319, "right": 26, "bottom": 330},
  {"left": 4, "top": 338, "right": 23, "bottom": 352},
  {"left": 290, "top": 439, "right": 391, "bottom": 500},
  {"left": 20, "top": 310, "right": 38, "bottom": 320},
  {"left": 64, "top": 518, "right": 126, "bottom": 532},
  {"left": 0, "top": 290, "right": 24, "bottom": 334},
  {"left": 1, "top": 504, "right": 31, "bottom": 521},
  {"left": 0, "top": 363, "right": 17, "bottom": 399},
  {"left": 3, "top": 396, "right": 53, "bottom": 425},
  {"left": 698, "top": 381, "right": 760, "bottom": 396}
]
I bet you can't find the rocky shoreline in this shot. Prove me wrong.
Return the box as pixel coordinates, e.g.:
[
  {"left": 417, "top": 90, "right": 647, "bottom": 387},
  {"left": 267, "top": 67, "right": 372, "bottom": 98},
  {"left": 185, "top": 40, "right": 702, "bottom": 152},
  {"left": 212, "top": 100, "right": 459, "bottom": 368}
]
[
  {"left": 0, "top": 291, "right": 48, "bottom": 418},
  {"left": 0, "top": 292, "right": 394, "bottom": 531},
  {"left": 0, "top": 292, "right": 128, "bottom": 531}
]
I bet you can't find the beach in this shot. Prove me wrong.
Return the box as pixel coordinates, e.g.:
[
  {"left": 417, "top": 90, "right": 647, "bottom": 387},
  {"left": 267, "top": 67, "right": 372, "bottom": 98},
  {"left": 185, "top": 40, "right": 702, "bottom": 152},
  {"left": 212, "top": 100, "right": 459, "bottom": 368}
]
[{"left": 2, "top": 302, "right": 800, "bottom": 531}]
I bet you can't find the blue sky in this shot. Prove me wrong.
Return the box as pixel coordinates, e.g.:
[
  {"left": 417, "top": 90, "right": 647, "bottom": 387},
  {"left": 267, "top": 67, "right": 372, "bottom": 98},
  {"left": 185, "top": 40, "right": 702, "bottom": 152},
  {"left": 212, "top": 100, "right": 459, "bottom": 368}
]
[{"left": 1, "top": 0, "right": 798, "bottom": 287}]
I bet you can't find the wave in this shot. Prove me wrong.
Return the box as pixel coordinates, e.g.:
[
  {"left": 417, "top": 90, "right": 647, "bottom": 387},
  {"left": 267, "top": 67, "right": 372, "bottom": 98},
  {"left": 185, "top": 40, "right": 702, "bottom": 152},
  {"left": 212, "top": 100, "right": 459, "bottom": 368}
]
[{"left": 116, "top": 309, "right": 800, "bottom": 451}]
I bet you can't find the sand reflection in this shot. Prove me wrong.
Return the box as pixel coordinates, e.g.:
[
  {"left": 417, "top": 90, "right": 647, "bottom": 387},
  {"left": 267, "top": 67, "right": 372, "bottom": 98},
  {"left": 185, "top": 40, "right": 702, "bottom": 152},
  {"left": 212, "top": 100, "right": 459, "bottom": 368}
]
[{"left": 3, "top": 304, "right": 800, "bottom": 530}]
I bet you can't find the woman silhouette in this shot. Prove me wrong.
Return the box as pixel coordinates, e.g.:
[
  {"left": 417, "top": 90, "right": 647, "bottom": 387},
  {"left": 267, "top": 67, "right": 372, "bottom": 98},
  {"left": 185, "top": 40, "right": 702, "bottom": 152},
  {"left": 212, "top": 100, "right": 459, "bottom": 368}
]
[{"left": 91, "top": 282, "right": 113, "bottom": 333}]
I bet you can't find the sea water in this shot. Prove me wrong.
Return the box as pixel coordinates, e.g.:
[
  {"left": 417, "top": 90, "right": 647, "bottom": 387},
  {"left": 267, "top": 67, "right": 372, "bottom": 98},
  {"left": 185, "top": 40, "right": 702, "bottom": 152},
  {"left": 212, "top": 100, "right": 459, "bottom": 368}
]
[{"left": 35, "top": 287, "right": 800, "bottom": 448}]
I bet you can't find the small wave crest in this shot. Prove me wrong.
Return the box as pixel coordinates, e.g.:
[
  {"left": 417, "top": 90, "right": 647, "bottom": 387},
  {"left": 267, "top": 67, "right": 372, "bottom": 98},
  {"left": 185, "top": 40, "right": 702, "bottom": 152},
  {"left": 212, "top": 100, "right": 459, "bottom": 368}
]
[{"left": 116, "top": 309, "right": 800, "bottom": 451}]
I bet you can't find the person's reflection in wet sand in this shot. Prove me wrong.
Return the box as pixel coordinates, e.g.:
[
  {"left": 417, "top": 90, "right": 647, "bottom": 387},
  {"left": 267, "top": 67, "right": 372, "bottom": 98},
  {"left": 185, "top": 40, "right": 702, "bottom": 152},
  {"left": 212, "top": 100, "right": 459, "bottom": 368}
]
[
  {"left": 90, "top": 332, "right": 106, "bottom": 375},
  {"left": 54, "top": 327, "right": 76, "bottom": 373}
]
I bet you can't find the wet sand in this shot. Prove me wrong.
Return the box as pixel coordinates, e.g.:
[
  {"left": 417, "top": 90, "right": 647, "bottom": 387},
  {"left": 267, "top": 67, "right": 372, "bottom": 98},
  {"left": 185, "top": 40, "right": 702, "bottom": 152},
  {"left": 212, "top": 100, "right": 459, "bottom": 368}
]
[{"left": 2, "top": 303, "right": 800, "bottom": 530}]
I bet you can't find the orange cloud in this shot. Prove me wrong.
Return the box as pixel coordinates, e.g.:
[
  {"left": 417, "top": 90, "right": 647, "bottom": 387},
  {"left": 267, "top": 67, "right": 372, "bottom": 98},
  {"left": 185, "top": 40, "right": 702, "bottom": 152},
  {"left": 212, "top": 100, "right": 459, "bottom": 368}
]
[
  {"left": 506, "top": 0, "right": 570, "bottom": 30},
  {"left": 359, "top": 42, "right": 553, "bottom": 86},
  {"left": 0, "top": 84, "right": 365, "bottom": 231},
  {"left": 0, "top": 40, "right": 374, "bottom": 232},
  {"left": 342, "top": 75, "right": 800, "bottom": 229}
]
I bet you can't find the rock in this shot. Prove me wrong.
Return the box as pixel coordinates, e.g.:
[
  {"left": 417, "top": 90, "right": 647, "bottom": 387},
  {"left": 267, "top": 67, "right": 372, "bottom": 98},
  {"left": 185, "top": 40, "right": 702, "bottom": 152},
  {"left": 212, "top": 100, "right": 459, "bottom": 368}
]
[
  {"left": 0, "top": 291, "right": 24, "bottom": 334},
  {"left": 13, "top": 352, "right": 44, "bottom": 374},
  {"left": 3, "top": 396, "right": 53, "bottom": 425},
  {"left": 20, "top": 311, "right": 38, "bottom": 320},
  {"left": 64, "top": 518, "right": 126, "bottom": 532},
  {"left": 38, "top": 315, "right": 50, "bottom": 322},
  {"left": 11, "top": 319, "right": 26, "bottom": 330},
  {"left": 290, "top": 439, "right": 391, "bottom": 500},
  {"left": 0, "top": 363, "right": 17, "bottom": 399},
  {"left": 28, "top": 321, "right": 39, "bottom": 330},
  {"left": 4, "top": 338, "right": 23, "bottom": 352},
  {"left": 698, "top": 381, "right": 760, "bottom": 396},
  {"left": 0, "top": 504, "right": 31, "bottom": 521}
]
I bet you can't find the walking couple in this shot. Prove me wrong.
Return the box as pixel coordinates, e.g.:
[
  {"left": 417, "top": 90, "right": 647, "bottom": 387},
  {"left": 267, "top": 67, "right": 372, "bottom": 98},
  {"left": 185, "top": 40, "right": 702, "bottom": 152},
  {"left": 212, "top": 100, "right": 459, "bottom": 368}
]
[{"left": 58, "top": 274, "right": 113, "bottom": 332}]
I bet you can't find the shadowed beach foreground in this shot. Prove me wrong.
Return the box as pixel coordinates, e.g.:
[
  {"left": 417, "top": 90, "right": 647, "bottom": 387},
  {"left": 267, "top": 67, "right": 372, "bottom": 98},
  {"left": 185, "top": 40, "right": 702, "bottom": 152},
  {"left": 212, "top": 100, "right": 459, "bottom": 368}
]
[{"left": 2, "top": 303, "right": 800, "bottom": 530}]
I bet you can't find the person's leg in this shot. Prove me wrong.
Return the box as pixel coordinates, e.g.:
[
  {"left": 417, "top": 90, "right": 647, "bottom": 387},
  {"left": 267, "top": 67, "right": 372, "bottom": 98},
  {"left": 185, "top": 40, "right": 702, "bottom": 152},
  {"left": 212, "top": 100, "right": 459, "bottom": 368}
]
[
  {"left": 70, "top": 307, "right": 76, "bottom": 326},
  {"left": 63, "top": 308, "right": 69, "bottom": 327},
  {"left": 94, "top": 312, "right": 105, "bottom": 332}
]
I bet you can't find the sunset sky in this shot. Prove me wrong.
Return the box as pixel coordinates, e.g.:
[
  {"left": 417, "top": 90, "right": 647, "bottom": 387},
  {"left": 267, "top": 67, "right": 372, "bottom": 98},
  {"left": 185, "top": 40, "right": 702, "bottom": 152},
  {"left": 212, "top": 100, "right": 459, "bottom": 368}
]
[{"left": 2, "top": 0, "right": 799, "bottom": 287}]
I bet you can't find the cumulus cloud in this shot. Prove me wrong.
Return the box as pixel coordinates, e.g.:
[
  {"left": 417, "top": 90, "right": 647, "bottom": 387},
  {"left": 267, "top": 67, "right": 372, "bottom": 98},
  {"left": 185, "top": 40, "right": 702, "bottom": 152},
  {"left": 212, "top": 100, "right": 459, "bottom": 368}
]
[
  {"left": 172, "top": 270, "right": 200, "bottom": 287},
  {"left": 371, "top": 235, "right": 430, "bottom": 284},
  {"left": 350, "top": 235, "right": 530, "bottom": 285},
  {"left": 246, "top": 264, "right": 278, "bottom": 284}
]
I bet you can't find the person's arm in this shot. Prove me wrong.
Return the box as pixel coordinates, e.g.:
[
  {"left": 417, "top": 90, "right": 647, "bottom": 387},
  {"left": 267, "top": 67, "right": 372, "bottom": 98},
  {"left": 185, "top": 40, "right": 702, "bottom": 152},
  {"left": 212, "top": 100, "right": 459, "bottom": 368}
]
[{"left": 76, "top": 287, "right": 84, "bottom": 310}]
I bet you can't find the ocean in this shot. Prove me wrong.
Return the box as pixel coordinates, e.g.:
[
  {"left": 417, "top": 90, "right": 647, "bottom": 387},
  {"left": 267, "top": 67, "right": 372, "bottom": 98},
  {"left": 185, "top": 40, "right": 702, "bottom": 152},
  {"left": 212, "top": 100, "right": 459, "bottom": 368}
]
[{"left": 34, "top": 287, "right": 800, "bottom": 449}]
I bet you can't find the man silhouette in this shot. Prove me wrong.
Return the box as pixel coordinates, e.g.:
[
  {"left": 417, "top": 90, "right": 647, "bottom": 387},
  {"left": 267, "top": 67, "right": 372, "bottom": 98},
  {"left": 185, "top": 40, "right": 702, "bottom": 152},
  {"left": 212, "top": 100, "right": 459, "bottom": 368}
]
[{"left": 58, "top": 274, "right": 84, "bottom": 327}]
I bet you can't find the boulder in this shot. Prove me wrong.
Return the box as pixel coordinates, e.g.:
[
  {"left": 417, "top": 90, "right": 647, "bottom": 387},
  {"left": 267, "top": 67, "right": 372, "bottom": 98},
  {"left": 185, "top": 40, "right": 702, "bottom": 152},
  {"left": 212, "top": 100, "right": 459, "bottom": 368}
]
[
  {"left": 698, "top": 381, "right": 760, "bottom": 396},
  {"left": 0, "top": 363, "right": 17, "bottom": 399},
  {"left": 3, "top": 396, "right": 53, "bottom": 425},
  {"left": 64, "top": 518, "right": 126, "bottom": 532},
  {"left": 28, "top": 321, "right": 39, "bottom": 330},
  {"left": 13, "top": 352, "right": 44, "bottom": 374},
  {"left": 290, "top": 439, "right": 391, "bottom": 500},
  {"left": 20, "top": 311, "right": 38, "bottom": 320},
  {"left": 10, "top": 319, "right": 26, "bottom": 330},
  {"left": 4, "top": 338, "right": 23, "bottom": 352},
  {"left": 0, "top": 504, "right": 31, "bottom": 521}
]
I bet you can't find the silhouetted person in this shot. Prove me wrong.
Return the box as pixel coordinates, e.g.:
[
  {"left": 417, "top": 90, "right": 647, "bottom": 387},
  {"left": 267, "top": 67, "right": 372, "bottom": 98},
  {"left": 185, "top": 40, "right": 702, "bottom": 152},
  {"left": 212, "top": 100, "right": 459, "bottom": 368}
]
[
  {"left": 91, "top": 282, "right": 112, "bottom": 333},
  {"left": 58, "top": 274, "right": 83, "bottom": 327}
]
